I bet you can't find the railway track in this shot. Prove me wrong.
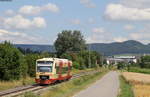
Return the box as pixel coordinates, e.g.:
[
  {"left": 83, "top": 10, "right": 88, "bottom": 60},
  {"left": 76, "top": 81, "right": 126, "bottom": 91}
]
[{"left": 0, "top": 70, "right": 100, "bottom": 97}]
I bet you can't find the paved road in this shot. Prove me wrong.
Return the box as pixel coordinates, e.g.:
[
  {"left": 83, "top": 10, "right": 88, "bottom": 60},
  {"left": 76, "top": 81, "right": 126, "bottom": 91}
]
[{"left": 73, "top": 71, "right": 119, "bottom": 97}]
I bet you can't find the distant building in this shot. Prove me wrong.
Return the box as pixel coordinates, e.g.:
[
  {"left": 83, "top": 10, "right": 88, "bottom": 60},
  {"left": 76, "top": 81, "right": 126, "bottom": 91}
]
[
  {"left": 143, "top": 53, "right": 150, "bottom": 56},
  {"left": 106, "top": 56, "right": 137, "bottom": 65}
]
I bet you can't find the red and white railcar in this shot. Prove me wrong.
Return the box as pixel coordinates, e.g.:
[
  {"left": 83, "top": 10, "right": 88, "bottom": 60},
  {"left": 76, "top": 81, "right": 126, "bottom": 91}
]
[{"left": 35, "top": 58, "right": 72, "bottom": 84}]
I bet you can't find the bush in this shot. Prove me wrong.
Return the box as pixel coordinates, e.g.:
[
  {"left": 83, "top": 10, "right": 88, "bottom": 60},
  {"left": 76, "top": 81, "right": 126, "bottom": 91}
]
[
  {"left": 59, "top": 50, "right": 101, "bottom": 70},
  {"left": 140, "top": 56, "right": 150, "bottom": 68},
  {"left": 117, "top": 62, "right": 125, "bottom": 70},
  {"left": 129, "top": 67, "right": 150, "bottom": 74},
  {"left": 73, "top": 61, "right": 80, "bottom": 69},
  {"left": 0, "top": 41, "right": 27, "bottom": 80},
  {"left": 25, "top": 54, "right": 40, "bottom": 77},
  {"left": 24, "top": 92, "right": 38, "bottom": 97},
  {"left": 76, "top": 56, "right": 86, "bottom": 70},
  {"left": 118, "top": 76, "right": 134, "bottom": 97},
  {"left": 60, "top": 53, "right": 73, "bottom": 60}
]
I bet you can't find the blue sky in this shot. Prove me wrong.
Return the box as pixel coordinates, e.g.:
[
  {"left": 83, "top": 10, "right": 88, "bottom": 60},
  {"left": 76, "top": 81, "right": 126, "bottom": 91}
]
[{"left": 0, "top": 0, "right": 150, "bottom": 44}]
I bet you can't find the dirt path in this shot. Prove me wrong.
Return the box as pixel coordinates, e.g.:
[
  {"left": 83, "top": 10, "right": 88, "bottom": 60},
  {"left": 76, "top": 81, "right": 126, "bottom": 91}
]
[{"left": 73, "top": 71, "right": 119, "bottom": 97}]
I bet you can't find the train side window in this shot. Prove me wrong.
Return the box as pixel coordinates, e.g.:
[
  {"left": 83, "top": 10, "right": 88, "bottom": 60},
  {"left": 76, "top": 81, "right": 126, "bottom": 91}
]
[
  {"left": 62, "top": 67, "right": 68, "bottom": 74},
  {"left": 56, "top": 66, "right": 59, "bottom": 74},
  {"left": 70, "top": 66, "right": 72, "bottom": 70},
  {"left": 55, "top": 63, "right": 59, "bottom": 74}
]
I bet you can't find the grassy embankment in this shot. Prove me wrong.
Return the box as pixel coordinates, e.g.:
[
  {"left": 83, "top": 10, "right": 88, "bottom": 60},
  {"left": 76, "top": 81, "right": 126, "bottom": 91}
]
[
  {"left": 128, "top": 67, "right": 150, "bottom": 74},
  {"left": 118, "top": 67, "right": 150, "bottom": 97},
  {"left": 0, "top": 68, "right": 103, "bottom": 92},
  {"left": 41, "top": 68, "right": 108, "bottom": 97},
  {"left": 118, "top": 76, "right": 134, "bottom": 97},
  {"left": 24, "top": 68, "right": 108, "bottom": 97},
  {"left": 0, "top": 76, "right": 34, "bottom": 91},
  {"left": 121, "top": 72, "right": 150, "bottom": 97}
]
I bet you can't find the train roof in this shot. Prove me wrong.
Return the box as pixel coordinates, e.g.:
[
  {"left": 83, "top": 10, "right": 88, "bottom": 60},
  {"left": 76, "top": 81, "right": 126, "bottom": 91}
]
[{"left": 37, "top": 58, "right": 70, "bottom": 62}]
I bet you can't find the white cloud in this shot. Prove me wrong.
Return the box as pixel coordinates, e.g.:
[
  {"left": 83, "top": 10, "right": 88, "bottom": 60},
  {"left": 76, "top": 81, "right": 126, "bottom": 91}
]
[
  {"left": 0, "top": 29, "right": 25, "bottom": 37},
  {"left": 0, "top": 29, "right": 30, "bottom": 43},
  {"left": 19, "top": 3, "right": 60, "bottom": 15},
  {"left": 104, "top": 0, "right": 150, "bottom": 44},
  {"left": 130, "top": 33, "right": 142, "bottom": 39},
  {"left": 0, "top": 15, "right": 46, "bottom": 30},
  {"left": 88, "top": 18, "right": 95, "bottom": 24},
  {"left": 92, "top": 27, "right": 105, "bottom": 33},
  {"left": 70, "top": 19, "right": 81, "bottom": 25},
  {"left": 130, "top": 31, "right": 150, "bottom": 40},
  {"left": 121, "top": 24, "right": 150, "bottom": 43},
  {"left": 87, "top": 27, "right": 136, "bottom": 43},
  {"left": 113, "top": 37, "right": 127, "bottom": 42},
  {"left": 32, "top": 17, "right": 46, "bottom": 28},
  {"left": 19, "top": 6, "right": 41, "bottom": 15},
  {"left": 124, "top": 24, "right": 150, "bottom": 43},
  {"left": 87, "top": 26, "right": 150, "bottom": 44},
  {"left": 124, "top": 24, "right": 134, "bottom": 30},
  {"left": 105, "top": 4, "right": 150, "bottom": 21},
  {"left": 129, "top": 32, "right": 150, "bottom": 44},
  {"left": 120, "top": 0, "right": 150, "bottom": 8},
  {"left": 5, "top": 10, "right": 15, "bottom": 16},
  {"left": 80, "top": 0, "right": 96, "bottom": 8},
  {"left": 42, "top": 3, "right": 60, "bottom": 13},
  {"left": 0, "top": 29, "right": 48, "bottom": 44},
  {"left": 87, "top": 27, "right": 114, "bottom": 43}
]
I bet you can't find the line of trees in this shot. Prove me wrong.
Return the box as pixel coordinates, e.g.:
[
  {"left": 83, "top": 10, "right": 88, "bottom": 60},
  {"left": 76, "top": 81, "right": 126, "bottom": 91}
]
[
  {"left": 54, "top": 30, "right": 102, "bottom": 69},
  {"left": 0, "top": 42, "right": 27, "bottom": 80},
  {"left": 139, "top": 55, "right": 150, "bottom": 68},
  {"left": 117, "top": 55, "right": 150, "bottom": 70},
  {"left": 0, "top": 30, "right": 102, "bottom": 81},
  {"left": 0, "top": 41, "right": 54, "bottom": 81}
]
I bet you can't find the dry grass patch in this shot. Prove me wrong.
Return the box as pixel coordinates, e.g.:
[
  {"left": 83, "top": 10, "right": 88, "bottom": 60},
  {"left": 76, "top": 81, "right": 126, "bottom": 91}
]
[
  {"left": 41, "top": 70, "right": 108, "bottom": 97},
  {"left": 72, "top": 68, "right": 99, "bottom": 75},
  {"left": 122, "top": 72, "right": 150, "bottom": 97},
  {"left": 134, "top": 84, "right": 150, "bottom": 97},
  {"left": 122, "top": 72, "right": 150, "bottom": 84},
  {"left": 0, "top": 77, "right": 34, "bottom": 91}
]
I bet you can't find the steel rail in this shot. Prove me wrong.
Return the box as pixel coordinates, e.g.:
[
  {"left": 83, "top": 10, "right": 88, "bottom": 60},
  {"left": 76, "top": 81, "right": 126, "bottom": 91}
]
[{"left": 0, "top": 70, "right": 100, "bottom": 97}]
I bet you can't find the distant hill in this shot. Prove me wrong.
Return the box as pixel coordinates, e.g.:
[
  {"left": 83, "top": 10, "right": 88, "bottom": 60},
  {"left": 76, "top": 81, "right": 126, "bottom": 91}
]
[
  {"left": 14, "top": 40, "right": 150, "bottom": 56},
  {"left": 14, "top": 44, "right": 55, "bottom": 52},
  {"left": 88, "top": 40, "right": 150, "bottom": 56}
]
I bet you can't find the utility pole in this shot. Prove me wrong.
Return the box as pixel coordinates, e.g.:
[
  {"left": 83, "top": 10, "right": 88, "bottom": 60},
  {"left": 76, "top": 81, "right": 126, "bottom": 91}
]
[
  {"left": 88, "top": 44, "right": 91, "bottom": 68},
  {"left": 100, "top": 53, "right": 104, "bottom": 65}
]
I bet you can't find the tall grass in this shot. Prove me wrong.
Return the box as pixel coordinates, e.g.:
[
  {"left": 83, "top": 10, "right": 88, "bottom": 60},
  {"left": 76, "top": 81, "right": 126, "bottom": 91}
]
[
  {"left": 122, "top": 72, "right": 150, "bottom": 84},
  {"left": 118, "top": 76, "right": 134, "bottom": 97},
  {"left": 41, "top": 70, "right": 108, "bottom": 97},
  {"left": 129, "top": 67, "right": 150, "bottom": 74},
  {"left": 122, "top": 72, "right": 150, "bottom": 97},
  {"left": 0, "top": 76, "right": 34, "bottom": 91},
  {"left": 23, "top": 92, "right": 39, "bottom": 97},
  {"left": 134, "top": 84, "right": 150, "bottom": 97},
  {"left": 71, "top": 68, "right": 94, "bottom": 74},
  {"left": 0, "top": 68, "right": 101, "bottom": 92}
]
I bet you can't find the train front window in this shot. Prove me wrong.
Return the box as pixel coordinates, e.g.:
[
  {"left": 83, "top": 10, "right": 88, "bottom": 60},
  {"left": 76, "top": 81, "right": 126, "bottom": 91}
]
[
  {"left": 37, "top": 61, "right": 53, "bottom": 65},
  {"left": 37, "top": 66, "right": 52, "bottom": 72}
]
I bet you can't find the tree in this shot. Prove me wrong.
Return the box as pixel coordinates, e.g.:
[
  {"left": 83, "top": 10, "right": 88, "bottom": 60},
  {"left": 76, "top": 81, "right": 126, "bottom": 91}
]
[
  {"left": 25, "top": 54, "right": 39, "bottom": 77},
  {"left": 0, "top": 41, "right": 27, "bottom": 80},
  {"left": 54, "top": 30, "right": 86, "bottom": 56},
  {"left": 140, "top": 56, "right": 150, "bottom": 68},
  {"left": 117, "top": 62, "right": 125, "bottom": 70}
]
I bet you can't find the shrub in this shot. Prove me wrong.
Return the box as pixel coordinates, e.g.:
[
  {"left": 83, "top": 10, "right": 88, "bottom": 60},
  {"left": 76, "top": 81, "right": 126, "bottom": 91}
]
[
  {"left": 117, "top": 62, "right": 125, "bottom": 70},
  {"left": 140, "top": 56, "right": 150, "bottom": 68},
  {"left": 25, "top": 54, "right": 40, "bottom": 77},
  {"left": 24, "top": 92, "right": 38, "bottom": 97},
  {"left": 73, "top": 61, "right": 80, "bottom": 69},
  {"left": 0, "top": 41, "right": 27, "bottom": 80}
]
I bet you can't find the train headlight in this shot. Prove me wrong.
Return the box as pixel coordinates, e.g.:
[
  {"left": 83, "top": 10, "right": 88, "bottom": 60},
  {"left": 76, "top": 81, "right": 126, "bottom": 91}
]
[
  {"left": 36, "top": 75, "right": 40, "bottom": 79},
  {"left": 40, "top": 75, "right": 49, "bottom": 80}
]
